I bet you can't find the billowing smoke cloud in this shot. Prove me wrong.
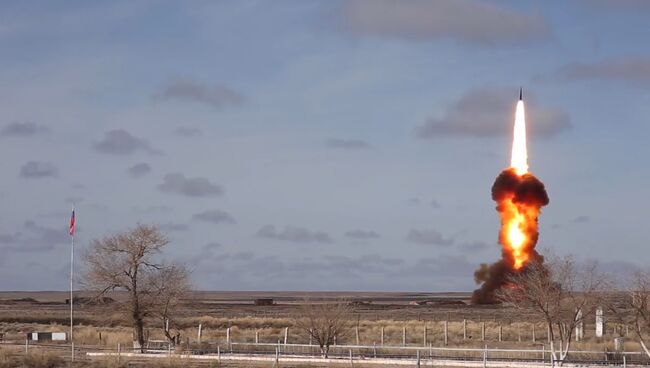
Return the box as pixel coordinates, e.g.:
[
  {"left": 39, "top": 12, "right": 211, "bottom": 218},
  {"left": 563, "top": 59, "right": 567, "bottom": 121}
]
[{"left": 472, "top": 168, "right": 549, "bottom": 304}]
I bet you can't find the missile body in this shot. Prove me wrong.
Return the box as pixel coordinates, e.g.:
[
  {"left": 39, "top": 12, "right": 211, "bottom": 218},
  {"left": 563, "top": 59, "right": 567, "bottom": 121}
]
[{"left": 519, "top": 87, "right": 523, "bottom": 101}]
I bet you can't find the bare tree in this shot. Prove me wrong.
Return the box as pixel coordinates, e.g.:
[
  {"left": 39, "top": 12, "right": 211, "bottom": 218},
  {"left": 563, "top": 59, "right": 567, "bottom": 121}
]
[
  {"left": 83, "top": 224, "right": 189, "bottom": 351},
  {"left": 148, "top": 264, "right": 191, "bottom": 344},
  {"left": 609, "top": 271, "right": 650, "bottom": 358},
  {"left": 295, "top": 300, "right": 353, "bottom": 357},
  {"left": 498, "top": 255, "right": 607, "bottom": 365}
]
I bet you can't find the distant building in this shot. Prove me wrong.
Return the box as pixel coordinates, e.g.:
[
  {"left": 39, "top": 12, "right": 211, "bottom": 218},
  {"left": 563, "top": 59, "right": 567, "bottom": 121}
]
[
  {"left": 254, "top": 298, "right": 274, "bottom": 306},
  {"left": 27, "top": 332, "right": 67, "bottom": 342},
  {"left": 348, "top": 300, "right": 372, "bottom": 306},
  {"left": 65, "top": 296, "right": 115, "bottom": 305}
]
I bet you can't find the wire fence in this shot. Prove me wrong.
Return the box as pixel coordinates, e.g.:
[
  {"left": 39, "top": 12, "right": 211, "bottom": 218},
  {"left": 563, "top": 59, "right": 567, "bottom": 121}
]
[
  {"left": 223, "top": 341, "right": 650, "bottom": 365},
  {"left": 7, "top": 339, "right": 650, "bottom": 366}
]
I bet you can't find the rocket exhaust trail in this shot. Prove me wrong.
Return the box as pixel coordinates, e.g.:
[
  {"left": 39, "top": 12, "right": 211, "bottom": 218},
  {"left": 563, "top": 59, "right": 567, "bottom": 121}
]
[
  {"left": 511, "top": 89, "right": 528, "bottom": 175},
  {"left": 471, "top": 89, "right": 549, "bottom": 304}
]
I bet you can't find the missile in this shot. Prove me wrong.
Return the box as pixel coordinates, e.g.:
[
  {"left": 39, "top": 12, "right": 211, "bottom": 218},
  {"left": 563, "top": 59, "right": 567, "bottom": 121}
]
[{"left": 519, "top": 87, "right": 523, "bottom": 101}]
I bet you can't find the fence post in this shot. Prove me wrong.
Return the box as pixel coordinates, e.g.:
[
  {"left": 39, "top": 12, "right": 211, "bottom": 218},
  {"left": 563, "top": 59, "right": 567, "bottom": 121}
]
[
  {"left": 198, "top": 323, "right": 202, "bottom": 344},
  {"left": 309, "top": 329, "right": 313, "bottom": 345},
  {"left": 542, "top": 345, "right": 545, "bottom": 361},
  {"left": 25, "top": 339, "right": 28, "bottom": 353},
  {"left": 356, "top": 326, "right": 360, "bottom": 345},
  {"left": 71, "top": 342, "right": 75, "bottom": 362},
  {"left": 373, "top": 342, "right": 376, "bottom": 358},
  {"left": 481, "top": 322, "right": 485, "bottom": 341},
  {"left": 402, "top": 326, "right": 406, "bottom": 346},
  {"left": 444, "top": 320, "right": 448, "bottom": 346},
  {"left": 255, "top": 330, "right": 259, "bottom": 344},
  {"left": 226, "top": 327, "right": 231, "bottom": 346},
  {"left": 498, "top": 324, "right": 502, "bottom": 342},
  {"left": 284, "top": 327, "right": 288, "bottom": 345},
  {"left": 463, "top": 319, "right": 467, "bottom": 340},
  {"left": 218, "top": 346, "right": 221, "bottom": 362},
  {"left": 483, "top": 344, "right": 487, "bottom": 368},
  {"left": 423, "top": 324, "right": 427, "bottom": 346},
  {"left": 623, "top": 355, "right": 627, "bottom": 368},
  {"left": 547, "top": 325, "right": 551, "bottom": 343},
  {"left": 380, "top": 326, "right": 384, "bottom": 346},
  {"left": 518, "top": 323, "right": 521, "bottom": 342},
  {"left": 117, "top": 343, "right": 121, "bottom": 364},
  {"left": 349, "top": 348, "right": 353, "bottom": 366},
  {"left": 417, "top": 350, "right": 421, "bottom": 368},
  {"left": 532, "top": 324, "right": 536, "bottom": 342}
]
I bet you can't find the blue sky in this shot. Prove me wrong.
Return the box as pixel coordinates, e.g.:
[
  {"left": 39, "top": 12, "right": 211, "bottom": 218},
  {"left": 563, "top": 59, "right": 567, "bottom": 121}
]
[{"left": 1, "top": 0, "right": 649, "bottom": 291}]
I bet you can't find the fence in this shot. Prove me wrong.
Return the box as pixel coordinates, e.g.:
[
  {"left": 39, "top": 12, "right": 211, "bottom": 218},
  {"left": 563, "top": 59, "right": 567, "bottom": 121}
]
[
  {"left": 189, "top": 321, "right": 630, "bottom": 347},
  {"left": 7, "top": 339, "right": 650, "bottom": 366},
  {"left": 221, "top": 341, "right": 650, "bottom": 365}
]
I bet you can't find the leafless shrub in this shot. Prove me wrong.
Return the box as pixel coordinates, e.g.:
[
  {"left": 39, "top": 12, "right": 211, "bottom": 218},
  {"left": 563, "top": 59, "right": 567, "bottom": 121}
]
[
  {"left": 498, "top": 254, "right": 607, "bottom": 365},
  {"left": 609, "top": 271, "right": 650, "bottom": 358},
  {"left": 149, "top": 264, "right": 191, "bottom": 344},
  {"left": 294, "top": 300, "right": 353, "bottom": 357}
]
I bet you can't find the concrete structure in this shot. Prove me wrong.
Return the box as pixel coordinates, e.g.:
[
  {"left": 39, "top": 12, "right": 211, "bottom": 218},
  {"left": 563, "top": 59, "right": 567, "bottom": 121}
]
[
  {"left": 27, "top": 332, "right": 67, "bottom": 341},
  {"left": 596, "top": 307, "right": 605, "bottom": 338}
]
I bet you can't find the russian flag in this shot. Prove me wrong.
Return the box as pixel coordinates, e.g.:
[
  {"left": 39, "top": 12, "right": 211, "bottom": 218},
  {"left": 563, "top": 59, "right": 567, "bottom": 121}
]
[{"left": 69, "top": 209, "right": 75, "bottom": 236}]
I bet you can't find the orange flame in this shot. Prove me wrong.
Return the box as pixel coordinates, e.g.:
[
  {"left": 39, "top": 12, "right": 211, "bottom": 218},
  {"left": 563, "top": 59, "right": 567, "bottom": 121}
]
[
  {"left": 499, "top": 192, "right": 538, "bottom": 270},
  {"left": 499, "top": 99, "right": 539, "bottom": 271}
]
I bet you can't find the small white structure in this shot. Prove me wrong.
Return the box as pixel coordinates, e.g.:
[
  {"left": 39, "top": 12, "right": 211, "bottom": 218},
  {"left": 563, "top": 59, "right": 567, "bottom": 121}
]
[
  {"left": 596, "top": 307, "right": 605, "bottom": 338},
  {"left": 575, "top": 308, "right": 584, "bottom": 341},
  {"left": 27, "top": 332, "right": 67, "bottom": 341},
  {"left": 614, "top": 337, "right": 625, "bottom": 351}
]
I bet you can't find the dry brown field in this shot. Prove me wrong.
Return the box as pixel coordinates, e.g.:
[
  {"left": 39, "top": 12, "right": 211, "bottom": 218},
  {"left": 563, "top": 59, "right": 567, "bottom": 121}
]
[{"left": 0, "top": 290, "right": 628, "bottom": 351}]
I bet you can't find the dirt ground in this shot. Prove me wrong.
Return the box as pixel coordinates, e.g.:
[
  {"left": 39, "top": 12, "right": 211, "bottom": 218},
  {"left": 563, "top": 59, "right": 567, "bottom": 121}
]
[{"left": 0, "top": 290, "right": 535, "bottom": 323}]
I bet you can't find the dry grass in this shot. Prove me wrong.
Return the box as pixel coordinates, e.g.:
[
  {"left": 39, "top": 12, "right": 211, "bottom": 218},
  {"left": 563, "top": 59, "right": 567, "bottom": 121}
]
[
  {"left": 21, "top": 351, "right": 64, "bottom": 368},
  {"left": 0, "top": 291, "right": 635, "bottom": 357},
  {"left": 0, "top": 316, "right": 629, "bottom": 350},
  {"left": 0, "top": 348, "right": 64, "bottom": 368},
  {"left": 72, "top": 326, "right": 133, "bottom": 347},
  {"left": 83, "top": 356, "right": 229, "bottom": 368},
  {"left": 0, "top": 349, "right": 14, "bottom": 368}
]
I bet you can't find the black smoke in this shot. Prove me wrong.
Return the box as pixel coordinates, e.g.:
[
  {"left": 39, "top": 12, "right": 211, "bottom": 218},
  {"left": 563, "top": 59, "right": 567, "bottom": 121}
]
[{"left": 472, "top": 168, "right": 549, "bottom": 304}]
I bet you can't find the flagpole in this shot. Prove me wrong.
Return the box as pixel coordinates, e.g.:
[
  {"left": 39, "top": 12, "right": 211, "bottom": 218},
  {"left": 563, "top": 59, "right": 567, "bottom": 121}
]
[{"left": 70, "top": 205, "right": 74, "bottom": 362}]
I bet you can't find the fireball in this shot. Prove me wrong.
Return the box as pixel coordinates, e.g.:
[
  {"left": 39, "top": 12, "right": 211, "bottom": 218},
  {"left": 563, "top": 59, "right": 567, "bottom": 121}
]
[
  {"left": 473, "top": 90, "right": 549, "bottom": 304},
  {"left": 496, "top": 94, "right": 548, "bottom": 271}
]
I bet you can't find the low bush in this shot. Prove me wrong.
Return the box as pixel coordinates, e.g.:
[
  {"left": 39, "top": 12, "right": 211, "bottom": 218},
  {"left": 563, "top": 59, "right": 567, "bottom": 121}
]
[{"left": 21, "top": 351, "right": 64, "bottom": 368}]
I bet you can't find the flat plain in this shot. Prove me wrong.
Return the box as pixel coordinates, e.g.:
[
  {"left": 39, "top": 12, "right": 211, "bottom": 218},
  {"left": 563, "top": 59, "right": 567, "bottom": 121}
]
[{"left": 0, "top": 290, "right": 613, "bottom": 346}]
